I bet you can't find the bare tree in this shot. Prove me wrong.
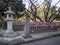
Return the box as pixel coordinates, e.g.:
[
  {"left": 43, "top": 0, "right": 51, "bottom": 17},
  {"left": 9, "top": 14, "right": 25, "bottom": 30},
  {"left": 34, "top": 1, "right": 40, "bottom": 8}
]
[
  {"left": 43, "top": 0, "right": 60, "bottom": 22},
  {"left": 23, "top": 0, "right": 43, "bottom": 22},
  {"left": 23, "top": 0, "right": 60, "bottom": 22}
]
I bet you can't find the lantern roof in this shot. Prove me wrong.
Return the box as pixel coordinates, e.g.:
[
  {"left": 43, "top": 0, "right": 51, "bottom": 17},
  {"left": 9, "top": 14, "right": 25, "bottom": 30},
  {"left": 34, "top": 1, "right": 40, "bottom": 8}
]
[{"left": 4, "top": 7, "right": 15, "bottom": 14}]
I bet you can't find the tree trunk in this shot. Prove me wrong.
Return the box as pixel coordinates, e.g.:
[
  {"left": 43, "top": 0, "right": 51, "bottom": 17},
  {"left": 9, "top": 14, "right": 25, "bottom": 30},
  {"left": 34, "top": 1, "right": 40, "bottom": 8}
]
[{"left": 0, "top": 13, "right": 4, "bottom": 30}]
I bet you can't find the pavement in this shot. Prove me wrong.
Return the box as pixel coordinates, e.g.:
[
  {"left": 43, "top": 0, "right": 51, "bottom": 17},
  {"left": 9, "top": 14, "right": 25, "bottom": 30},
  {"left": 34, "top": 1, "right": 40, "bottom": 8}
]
[
  {"left": 20, "top": 36, "right": 60, "bottom": 45},
  {"left": 0, "top": 31, "right": 60, "bottom": 45},
  {"left": 19, "top": 31, "right": 60, "bottom": 44}
]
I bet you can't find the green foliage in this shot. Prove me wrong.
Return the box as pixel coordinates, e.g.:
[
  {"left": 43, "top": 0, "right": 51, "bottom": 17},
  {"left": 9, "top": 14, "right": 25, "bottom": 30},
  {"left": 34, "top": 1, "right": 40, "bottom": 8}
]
[
  {"left": 7, "top": 0, "right": 25, "bottom": 19},
  {"left": 0, "top": 0, "right": 25, "bottom": 19},
  {"left": 0, "top": 0, "right": 25, "bottom": 28},
  {"left": 0, "top": 0, "right": 9, "bottom": 11}
]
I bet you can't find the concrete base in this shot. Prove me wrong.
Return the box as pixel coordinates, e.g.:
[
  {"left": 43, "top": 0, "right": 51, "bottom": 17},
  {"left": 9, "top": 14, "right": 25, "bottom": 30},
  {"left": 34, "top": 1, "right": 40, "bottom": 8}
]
[
  {"left": 0, "top": 35, "right": 24, "bottom": 44},
  {"left": 21, "top": 33, "right": 32, "bottom": 38},
  {"left": 0, "top": 31, "right": 60, "bottom": 45},
  {"left": 2, "top": 30, "right": 17, "bottom": 37}
]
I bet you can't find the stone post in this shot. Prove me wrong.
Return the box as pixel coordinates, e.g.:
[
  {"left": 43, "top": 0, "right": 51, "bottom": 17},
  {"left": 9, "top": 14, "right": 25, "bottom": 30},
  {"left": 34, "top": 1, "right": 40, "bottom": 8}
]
[{"left": 22, "top": 11, "right": 32, "bottom": 38}]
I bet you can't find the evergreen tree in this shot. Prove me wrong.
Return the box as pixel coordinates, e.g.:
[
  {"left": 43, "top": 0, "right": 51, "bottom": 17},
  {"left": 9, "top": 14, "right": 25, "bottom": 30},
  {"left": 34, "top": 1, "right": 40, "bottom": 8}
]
[
  {"left": 8, "top": 0, "right": 25, "bottom": 18},
  {"left": 0, "top": 0, "right": 25, "bottom": 29}
]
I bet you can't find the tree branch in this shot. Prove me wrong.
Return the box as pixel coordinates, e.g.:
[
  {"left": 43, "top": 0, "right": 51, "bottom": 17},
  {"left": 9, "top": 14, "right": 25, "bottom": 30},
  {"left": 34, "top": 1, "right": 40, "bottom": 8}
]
[
  {"left": 34, "top": 0, "right": 38, "bottom": 3},
  {"left": 36, "top": 15, "right": 43, "bottom": 22},
  {"left": 54, "top": 0, "right": 60, "bottom": 6},
  {"left": 0, "top": 0, "right": 10, "bottom": 11},
  {"left": 51, "top": 13, "right": 59, "bottom": 22},
  {"left": 26, "top": 9, "right": 34, "bottom": 15}
]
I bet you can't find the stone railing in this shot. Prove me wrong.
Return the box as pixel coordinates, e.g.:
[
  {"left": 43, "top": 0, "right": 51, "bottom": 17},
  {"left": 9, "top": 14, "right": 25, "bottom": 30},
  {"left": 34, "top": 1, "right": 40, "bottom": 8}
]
[
  {"left": 3, "top": 21, "right": 60, "bottom": 34},
  {"left": 30, "top": 26, "right": 60, "bottom": 34},
  {"left": 13, "top": 23, "right": 60, "bottom": 34}
]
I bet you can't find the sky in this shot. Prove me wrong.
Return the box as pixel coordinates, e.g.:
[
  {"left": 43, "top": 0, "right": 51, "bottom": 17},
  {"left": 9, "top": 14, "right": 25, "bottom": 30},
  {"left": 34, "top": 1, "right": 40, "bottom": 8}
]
[
  {"left": 52, "top": 0, "right": 60, "bottom": 7},
  {"left": 23, "top": 0, "right": 60, "bottom": 9}
]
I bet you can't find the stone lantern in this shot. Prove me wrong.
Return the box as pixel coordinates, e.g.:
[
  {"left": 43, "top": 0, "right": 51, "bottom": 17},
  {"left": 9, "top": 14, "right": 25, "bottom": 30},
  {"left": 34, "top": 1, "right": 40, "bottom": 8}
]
[{"left": 2, "top": 7, "right": 17, "bottom": 37}]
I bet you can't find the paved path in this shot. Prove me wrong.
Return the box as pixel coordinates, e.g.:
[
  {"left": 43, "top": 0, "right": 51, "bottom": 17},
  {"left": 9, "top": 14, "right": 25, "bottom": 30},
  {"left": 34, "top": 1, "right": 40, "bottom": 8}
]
[
  {"left": 0, "top": 31, "right": 60, "bottom": 45},
  {"left": 21, "top": 36, "right": 60, "bottom": 45}
]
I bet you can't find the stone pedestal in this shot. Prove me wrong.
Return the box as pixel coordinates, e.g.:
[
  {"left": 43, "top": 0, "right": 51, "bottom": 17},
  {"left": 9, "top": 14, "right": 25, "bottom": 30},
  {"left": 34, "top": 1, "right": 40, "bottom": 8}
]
[
  {"left": 2, "top": 30, "right": 17, "bottom": 37},
  {"left": 2, "top": 20, "right": 17, "bottom": 37}
]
